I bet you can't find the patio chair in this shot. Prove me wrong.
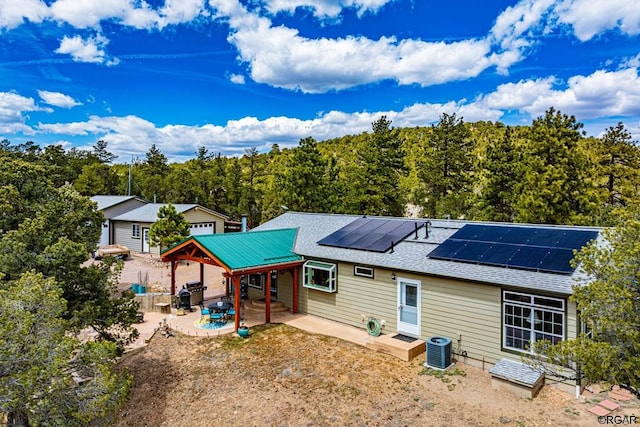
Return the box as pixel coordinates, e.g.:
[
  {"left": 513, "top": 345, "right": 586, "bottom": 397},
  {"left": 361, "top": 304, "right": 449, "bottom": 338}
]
[
  {"left": 210, "top": 310, "right": 224, "bottom": 324},
  {"left": 226, "top": 308, "right": 235, "bottom": 321},
  {"left": 199, "top": 303, "right": 210, "bottom": 322}
]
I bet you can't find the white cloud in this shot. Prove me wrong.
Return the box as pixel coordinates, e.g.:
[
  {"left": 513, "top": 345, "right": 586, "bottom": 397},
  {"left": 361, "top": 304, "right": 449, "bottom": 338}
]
[
  {"left": 527, "top": 68, "right": 640, "bottom": 118},
  {"left": 1, "top": 0, "right": 208, "bottom": 32},
  {"left": 0, "top": 91, "right": 44, "bottom": 124},
  {"left": 29, "top": 58, "right": 640, "bottom": 160},
  {"left": 49, "top": 0, "right": 130, "bottom": 28},
  {"left": 0, "top": 0, "right": 49, "bottom": 29},
  {"left": 477, "top": 66, "right": 640, "bottom": 120},
  {"left": 553, "top": 0, "right": 640, "bottom": 41},
  {"left": 55, "top": 34, "right": 118, "bottom": 65},
  {"left": 262, "top": 0, "right": 394, "bottom": 19},
  {"left": 482, "top": 77, "right": 556, "bottom": 110},
  {"left": 38, "top": 90, "right": 82, "bottom": 108},
  {"left": 491, "top": 0, "right": 554, "bottom": 50},
  {"left": 229, "top": 73, "right": 246, "bottom": 84},
  {"left": 155, "top": 0, "right": 208, "bottom": 27},
  {"left": 213, "top": 0, "right": 504, "bottom": 93},
  {"left": 33, "top": 101, "right": 504, "bottom": 161}
]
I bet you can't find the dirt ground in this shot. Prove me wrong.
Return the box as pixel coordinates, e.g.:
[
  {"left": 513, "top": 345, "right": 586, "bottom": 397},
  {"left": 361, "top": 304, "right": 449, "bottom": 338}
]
[
  {"left": 117, "top": 253, "right": 226, "bottom": 299},
  {"left": 113, "top": 254, "right": 639, "bottom": 426}
]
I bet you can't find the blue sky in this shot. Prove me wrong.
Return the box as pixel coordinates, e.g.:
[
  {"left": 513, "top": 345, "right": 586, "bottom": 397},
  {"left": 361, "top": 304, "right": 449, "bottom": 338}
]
[{"left": 1, "top": 0, "right": 639, "bottom": 162}]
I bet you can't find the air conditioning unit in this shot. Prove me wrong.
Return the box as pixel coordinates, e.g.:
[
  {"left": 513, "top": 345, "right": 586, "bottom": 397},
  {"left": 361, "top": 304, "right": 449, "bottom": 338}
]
[{"left": 426, "top": 336, "right": 452, "bottom": 369}]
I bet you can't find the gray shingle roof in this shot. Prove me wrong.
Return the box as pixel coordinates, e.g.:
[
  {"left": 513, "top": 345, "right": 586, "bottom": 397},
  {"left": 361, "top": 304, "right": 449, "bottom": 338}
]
[
  {"left": 111, "top": 203, "right": 193, "bottom": 222},
  {"left": 91, "top": 195, "right": 143, "bottom": 211},
  {"left": 111, "top": 203, "right": 229, "bottom": 222},
  {"left": 254, "top": 212, "right": 602, "bottom": 295}
]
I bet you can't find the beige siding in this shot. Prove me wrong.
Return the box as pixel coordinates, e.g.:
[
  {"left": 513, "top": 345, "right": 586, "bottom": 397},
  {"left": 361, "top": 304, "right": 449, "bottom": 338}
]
[
  {"left": 421, "top": 276, "right": 503, "bottom": 364},
  {"left": 299, "top": 262, "right": 397, "bottom": 330},
  {"left": 113, "top": 221, "right": 153, "bottom": 253},
  {"left": 295, "top": 259, "right": 579, "bottom": 368},
  {"left": 274, "top": 271, "right": 294, "bottom": 308},
  {"left": 183, "top": 209, "right": 225, "bottom": 234},
  {"left": 244, "top": 272, "right": 294, "bottom": 307},
  {"left": 567, "top": 300, "right": 578, "bottom": 340}
]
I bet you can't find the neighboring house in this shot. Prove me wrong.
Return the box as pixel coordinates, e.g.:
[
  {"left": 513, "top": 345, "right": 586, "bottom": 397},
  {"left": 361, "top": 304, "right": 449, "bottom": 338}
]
[
  {"left": 252, "top": 212, "right": 601, "bottom": 392},
  {"left": 91, "top": 195, "right": 148, "bottom": 246},
  {"left": 111, "top": 203, "right": 228, "bottom": 254}
]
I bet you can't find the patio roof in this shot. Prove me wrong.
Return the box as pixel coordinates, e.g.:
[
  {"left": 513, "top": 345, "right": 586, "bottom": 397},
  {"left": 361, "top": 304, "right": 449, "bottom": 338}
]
[
  {"left": 160, "top": 228, "right": 303, "bottom": 274},
  {"left": 160, "top": 228, "right": 304, "bottom": 331}
]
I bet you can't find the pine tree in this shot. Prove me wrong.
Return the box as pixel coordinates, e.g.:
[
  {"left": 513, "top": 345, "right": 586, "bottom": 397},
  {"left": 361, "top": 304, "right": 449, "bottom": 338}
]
[
  {"left": 477, "top": 126, "right": 522, "bottom": 221},
  {"left": 515, "top": 108, "right": 597, "bottom": 225},
  {"left": 347, "top": 116, "right": 407, "bottom": 216},
  {"left": 595, "top": 122, "right": 640, "bottom": 211},
  {"left": 148, "top": 203, "right": 191, "bottom": 251},
  {"left": 531, "top": 208, "right": 640, "bottom": 396},
  {"left": 279, "top": 137, "right": 331, "bottom": 212},
  {"left": 417, "top": 113, "right": 474, "bottom": 218}
]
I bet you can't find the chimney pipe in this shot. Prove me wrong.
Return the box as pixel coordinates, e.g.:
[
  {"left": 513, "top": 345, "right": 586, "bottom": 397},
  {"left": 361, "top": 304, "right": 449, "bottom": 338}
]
[{"left": 241, "top": 214, "right": 247, "bottom": 232}]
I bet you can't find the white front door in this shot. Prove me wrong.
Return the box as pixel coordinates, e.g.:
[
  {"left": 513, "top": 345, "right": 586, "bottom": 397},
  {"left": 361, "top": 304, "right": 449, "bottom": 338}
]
[
  {"left": 142, "top": 228, "right": 150, "bottom": 253},
  {"left": 99, "top": 221, "right": 110, "bottom": 246},
  {"left": 397, "top": 277, "right": 421, "bottom": 337}
]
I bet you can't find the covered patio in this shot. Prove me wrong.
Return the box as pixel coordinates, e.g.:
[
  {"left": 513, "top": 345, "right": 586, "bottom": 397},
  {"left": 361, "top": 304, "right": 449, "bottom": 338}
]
[{"left": 160, "top": 228, "right": 304, "bottom": 332}]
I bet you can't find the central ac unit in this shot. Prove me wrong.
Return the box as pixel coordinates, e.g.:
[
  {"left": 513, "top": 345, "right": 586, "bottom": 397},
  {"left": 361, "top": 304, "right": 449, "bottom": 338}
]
[{"left": 425, "top": 336, "right": 452, "bottom": 369}]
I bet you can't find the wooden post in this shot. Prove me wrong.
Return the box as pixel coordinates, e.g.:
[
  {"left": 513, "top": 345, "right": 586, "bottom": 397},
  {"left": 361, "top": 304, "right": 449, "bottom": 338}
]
[
  {"left": 265, "top": 272, "right": 271, "bottom": 325},
  {"left": 199, "top": 263, "right": 204, "bottom": 286},
  {"left": 170, "top": 260, "right": 176, "bottom": 295},
  {"left": 292, "top": 267, "right": 298, "bottom": 314},
  {"left": 233, "top": 275, "right": 241, "bottom": 332}
]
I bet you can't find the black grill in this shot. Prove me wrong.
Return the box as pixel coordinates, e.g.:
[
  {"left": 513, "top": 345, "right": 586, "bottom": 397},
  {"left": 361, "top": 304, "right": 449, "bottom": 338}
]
[
  {"left": 183, "top": 281, "right": 208, "bottom": 308},
  {"left": 178, "top": 288, "right": 193, "bottom": 311}
]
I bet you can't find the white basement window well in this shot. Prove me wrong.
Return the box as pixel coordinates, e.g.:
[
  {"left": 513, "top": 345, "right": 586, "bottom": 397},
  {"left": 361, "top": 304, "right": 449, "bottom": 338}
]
[
  {"left": 303, "top": 261, "right": 337, "bottom": 293},
  {"left": 503, "top": 290, "right": 565, "bottom": 354}
]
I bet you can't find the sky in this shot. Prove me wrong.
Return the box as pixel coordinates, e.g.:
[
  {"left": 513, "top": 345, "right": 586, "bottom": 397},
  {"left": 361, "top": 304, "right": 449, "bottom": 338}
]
[{"left": 1, "top": 0, "right": 639, "bottom": 163}]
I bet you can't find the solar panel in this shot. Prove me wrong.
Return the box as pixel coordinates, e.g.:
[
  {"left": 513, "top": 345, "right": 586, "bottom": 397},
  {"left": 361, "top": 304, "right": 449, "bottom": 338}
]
[
  {"left": 428, "top": 224, "right": 598, "bottom": 275},
  {"left": 317, "top": 217, "right": 426, "bottom": 252}
]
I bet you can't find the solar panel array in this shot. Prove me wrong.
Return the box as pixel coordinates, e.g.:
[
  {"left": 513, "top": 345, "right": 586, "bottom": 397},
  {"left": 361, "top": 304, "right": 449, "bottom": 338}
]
[
  {"left": 427, "top": 224, "right": 598, "bottom": 275},
  {"left": 317, "top": 217, "right": 427, "bottom": 253}
]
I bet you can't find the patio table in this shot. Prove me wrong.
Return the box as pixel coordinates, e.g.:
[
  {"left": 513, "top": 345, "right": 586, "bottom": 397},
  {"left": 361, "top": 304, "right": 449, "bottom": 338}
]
[{"left": 208, "top": 301, "right": 231, "bottom": 313}]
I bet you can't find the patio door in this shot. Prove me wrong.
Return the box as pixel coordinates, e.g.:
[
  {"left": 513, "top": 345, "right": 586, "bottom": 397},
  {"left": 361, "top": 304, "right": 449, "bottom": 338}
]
[
  {"left": 142, "top": 228, "right": 150, "bottom": 253},
  {"left": 397, "top": 277, "right": 421, "bottom": 337}
]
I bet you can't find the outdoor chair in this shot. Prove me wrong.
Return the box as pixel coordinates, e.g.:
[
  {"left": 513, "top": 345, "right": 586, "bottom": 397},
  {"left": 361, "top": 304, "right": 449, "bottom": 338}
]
[
  {"left": 199, "top": 303, "right": 210, "bottom": 322},
  {"left": 210, "top": 311, "right": 224, "bottom": 324},
  {"left": 226, "top": 308, "right": 235, "bottom": 321}
]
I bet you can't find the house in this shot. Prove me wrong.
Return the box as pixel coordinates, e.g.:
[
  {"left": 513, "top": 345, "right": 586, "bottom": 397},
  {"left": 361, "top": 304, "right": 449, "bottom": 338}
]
[
  {"left": 252, "top": 212, "right": 601, "bottom": 393},
  {"left": 111, "top": 203, "right": 228, "bottom": 254},
  {"left": 91, "top": 195, "right": 148, "bottom": 246},
  {"left": 159, "top": 211, "right": 601, "bottom": 393}
]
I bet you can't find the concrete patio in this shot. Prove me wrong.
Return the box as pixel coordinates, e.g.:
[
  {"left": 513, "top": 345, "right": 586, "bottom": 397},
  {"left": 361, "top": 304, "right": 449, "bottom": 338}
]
[{"left": 126, "top": 295, "right": 420, "bottom": 360}]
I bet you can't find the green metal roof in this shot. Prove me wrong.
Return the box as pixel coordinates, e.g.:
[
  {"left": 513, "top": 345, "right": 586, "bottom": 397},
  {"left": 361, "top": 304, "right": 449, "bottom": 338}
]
[{"left": 189, "top": 228, "right": 301, "bottom": 271}]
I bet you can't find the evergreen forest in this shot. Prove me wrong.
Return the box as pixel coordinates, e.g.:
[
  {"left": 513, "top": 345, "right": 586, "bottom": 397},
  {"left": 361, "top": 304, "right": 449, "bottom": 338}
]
[{"left": 3, "top": 107, "right": 637, "bottom": 228}]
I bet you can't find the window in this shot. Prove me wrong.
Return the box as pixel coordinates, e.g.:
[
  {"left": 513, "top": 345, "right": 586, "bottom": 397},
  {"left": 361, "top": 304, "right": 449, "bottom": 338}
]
[
  {"left": 247, "top": 273, "right": 264, "bottom": 290},
  {"left": 503, "top": 291, "right": 565, "bottom": 353},
  {"left": 354, "top": 265, "right": 374, "bottom": 278},
  {"left": 303, "top": 261, "right": 337, "bottom": 293},
  {"left": 132, "top": 223, "right": 141, "bottom": 239}
]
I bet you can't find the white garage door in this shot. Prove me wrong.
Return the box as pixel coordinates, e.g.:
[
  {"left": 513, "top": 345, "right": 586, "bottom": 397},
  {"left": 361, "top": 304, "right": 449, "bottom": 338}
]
[{"left": 190, "top": 222, "right": 215, "bottom": 236}]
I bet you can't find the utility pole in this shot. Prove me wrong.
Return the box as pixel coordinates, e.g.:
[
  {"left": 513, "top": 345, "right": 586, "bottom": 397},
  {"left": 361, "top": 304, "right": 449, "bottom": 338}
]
[{"left": 127, "top": 160, "right": 132, "bottom": 196}]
